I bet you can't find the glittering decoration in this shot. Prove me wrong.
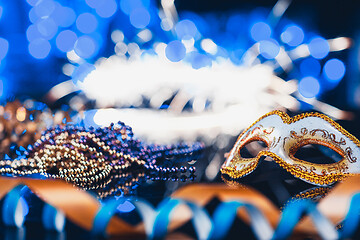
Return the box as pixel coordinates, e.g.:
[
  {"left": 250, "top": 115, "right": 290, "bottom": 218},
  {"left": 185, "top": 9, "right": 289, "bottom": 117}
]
[
  {"left": 0, "top": 100, "right": 75, "bottom": 159},
  {"left": 0, "top": 121, "right": 203, "bottom": 193}
]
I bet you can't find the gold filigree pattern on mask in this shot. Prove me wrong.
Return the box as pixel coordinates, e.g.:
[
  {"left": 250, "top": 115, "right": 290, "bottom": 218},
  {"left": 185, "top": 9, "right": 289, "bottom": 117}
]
[{"left": 221, "top": 110, "right": 360, "bottom": 186}]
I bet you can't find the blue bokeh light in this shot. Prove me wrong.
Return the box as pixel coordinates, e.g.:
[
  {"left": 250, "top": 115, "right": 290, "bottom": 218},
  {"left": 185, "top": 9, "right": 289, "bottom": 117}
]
[
  {"left": 92, "top": 32, "right": 104, "bottom": 51},
  {"left": 85, "top": 0, "right": 102, "bottom": 9},
  {"left": 129, "top": 7, "right": 150, "bottom": 29},
  {"left": 165, "top": 40, "right": 186, "bottom": 62},
  {"left": 1, "top": 1, "right": 351, "bottom": 102},
  {"left": 259, "top": 39, "right": 280, "bottom": 59},
  {"left": 37, "top": 17, "right": 58, "bottom": 39},
  {"left": 0, "top": 38, "right": 9, "bottom": 61},
  {"left": 26, "top": 0, "right": 40, "bottom": 7},
  {"left": 76, "top": 13, "right": 98, "bottom": 34},
  {"left": 299, "top": 76, "right": 321, "bottom": 98},
  {"left": 74, "top": 35, "right": 98, "bottom": 59},
  {"left": 308, "top": 37, "right": 329, "bottom": 59},
  {"left": 250, "top": 22, "right": 271, "bottom": 42},
  {"left": 180, "top": 12, "right": 208, "bottom": 37},
  {"left": 300, "top": 58, "right": 321, "bottom": 77},
  {"left": 52, "top": 5, "right": 76, "bottom": 28},
  {"left": 323, "top": 58, "right": 346, "bottom": 82},
  {"left": 190, "top": 52, "right": 212, "bottom": 69},
  {"left": 29, "top": 8, "right": 38, "bottom": 23},
  {"left": 0, "top": 79, "right": 4, "bottom": 98},
  {"left": 96, "top": 0, "right": 118, "bottom": 18},
  {"left": 116, "top": 200, "right": 135, "bottom": 213},
  {"left": 175, "top": 19, "right": 198, "bottom": 40},
  {"left": 56, "top": 30, "right": 77, "bottom": 52},
  {"left": 120, "top": 0, "right": 149, "bottom": 16},
  {"left": 34, "top": 0, "right": 55, "bottom": 18},
  {"left": 26, "top": 24, "right": 42, "bottom": 42},
  {"left": 28, "top": 38, "right": 51, "bottom": 59},
  {"left": 280, "top": 24, "right": 304, "bottom": 47}
]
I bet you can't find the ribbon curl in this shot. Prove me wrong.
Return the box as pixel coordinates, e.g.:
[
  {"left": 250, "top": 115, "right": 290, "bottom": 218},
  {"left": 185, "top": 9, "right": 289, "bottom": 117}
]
[{"left": 0, "top": 176, "right": 360, "bottom": 239}]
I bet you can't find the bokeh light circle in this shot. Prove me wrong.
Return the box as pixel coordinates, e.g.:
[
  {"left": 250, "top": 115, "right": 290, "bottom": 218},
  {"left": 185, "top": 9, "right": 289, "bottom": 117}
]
[
  {"left": 298, "top": 76, "right": 321, "bottom": 98},
  {"left": 52, "top": 6, "right": 76, "bottom": 28},
  {"left": 26, "top": 24, "right": 42, "bottom": 42},
  {"left": 34, "top": 0, "right": 55, "bottom": 17},
  {"left": 323, "top": 58, "right": 346, "bottom": 82},
  {"left": 26, "top": 0, "right": 40, "bottom": 7},
  {"left": 26, "top": 24, "right": 43, "bottom": 42},
  {"left": 165, "top": 40, "right": 186, "bottom": 62},
  {"left": 0, "top": 38, "right": 9, "bottom": 60},
  {"left": 129, "top": 7, "right": 151, "bottom": 29},
  {"left": 76, "top": 13, "right": 98, "bottom": 34},
  {"left": 28, "top": 38, "right": 51, "bottom": 59},
  {"left": 280, "top": 24, "right": 304, "bottom": 47},
  {"left": 29, "top": 8, "right": 38, "bottom": 23},
  {"left": 56, "top": 30, "right": 77, "bottom": 52},
  {"left": 85, "top": 0, "right": 102, "bottom": 9},
  {"left": 74, "top": 36, "right": 97, "bottom": 59},
  {"left": 308, "top": 37, "right": 329, "bottom": 59},
  {"left": 37, "top": 17, "right": 58, "bottom": 39},
  {"left": 250, "top": 22, "right": 271, "bottom": 42},
  {"left": 0, "top": 78, "right": 4, "bottom": 98},
  {"left": 190, "top": 52, "right": 212, "bottom": 69},
  {"left": 96, "top": 0, "right": 118, "bottom": 18},
  {"left": 120, "top": 0, "right": 149, "bottom": 15},
  {"left": 175, "top": 20, "right": 198, "bottom": 40},
  {"left": 259, "top": 39, "right": 280, "bottom": 59}
]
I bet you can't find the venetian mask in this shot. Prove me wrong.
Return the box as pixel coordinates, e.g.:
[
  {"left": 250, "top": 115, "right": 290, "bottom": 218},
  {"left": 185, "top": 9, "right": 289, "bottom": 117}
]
[{"left": 221, "top": 110, "right": 360, "bottom": 186}]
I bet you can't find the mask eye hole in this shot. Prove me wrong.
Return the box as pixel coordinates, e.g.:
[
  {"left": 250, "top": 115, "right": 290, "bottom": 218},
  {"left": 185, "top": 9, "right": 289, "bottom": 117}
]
[
  {"left": 239, "top": 140, "right": 268, "bottom": 158},
  {"left": 293, "top": 143, "right": 343, "bottom": 164}
]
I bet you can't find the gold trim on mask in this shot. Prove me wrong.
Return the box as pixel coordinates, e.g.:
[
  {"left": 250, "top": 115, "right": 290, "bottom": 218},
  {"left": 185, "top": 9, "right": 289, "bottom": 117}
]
[{"left": 221, "top": 110, "right": 360, "bottom": 186}]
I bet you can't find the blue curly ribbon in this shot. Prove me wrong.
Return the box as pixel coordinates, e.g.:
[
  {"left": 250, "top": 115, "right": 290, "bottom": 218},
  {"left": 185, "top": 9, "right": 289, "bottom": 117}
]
[
  {"left": 131, "top": 199, "right": 157, "bottom": 236},
  {"left": 339, "top": 193, "right": 360, "bottom": 239},
  {"left": 210, "top": 201, "right": 273, "bottom": 240},
  {"left": 92, "top": 197, "right": 127, "bottom": 236},
  {"left": 272, "top": 199, "right": 338, "bottom": 239},
  {"left": 92, "top": 196, "right": 157, "bottom": 237},
  {"left": 152, "top": 198, "right": 212, "bottom": 239},
  {"left": 1, "top": 185, "right": 27, "bottom": 228},
  {"left": 2, "top": 182, "right": 360, "bottom": 239},
  {"left": 42, "top": 203, "right": 66, "bottom": 232}
]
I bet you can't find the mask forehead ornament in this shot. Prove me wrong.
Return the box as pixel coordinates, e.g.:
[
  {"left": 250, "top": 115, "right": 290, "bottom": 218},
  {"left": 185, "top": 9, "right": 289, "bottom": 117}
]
[{"left": 221, "top": 110, "right": 360, "bottom": 186}]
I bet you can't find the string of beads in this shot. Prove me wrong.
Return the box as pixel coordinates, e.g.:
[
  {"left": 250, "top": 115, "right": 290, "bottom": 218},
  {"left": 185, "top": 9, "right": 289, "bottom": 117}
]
[{"left": 0, "top": 121, "right": 204, "bottom": 189}]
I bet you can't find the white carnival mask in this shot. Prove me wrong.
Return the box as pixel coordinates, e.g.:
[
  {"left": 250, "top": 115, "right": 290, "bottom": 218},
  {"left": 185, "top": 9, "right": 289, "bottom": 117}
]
[{"left": 221, "top": 110, "right": 360, "bottom": 186}]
